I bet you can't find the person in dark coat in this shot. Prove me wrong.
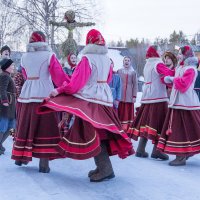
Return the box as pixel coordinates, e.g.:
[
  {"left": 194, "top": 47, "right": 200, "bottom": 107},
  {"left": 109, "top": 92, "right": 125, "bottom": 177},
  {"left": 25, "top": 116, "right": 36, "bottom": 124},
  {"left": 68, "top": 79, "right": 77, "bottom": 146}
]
[{"left": 0, "top": 58, "right": 16, "bottom": 155}]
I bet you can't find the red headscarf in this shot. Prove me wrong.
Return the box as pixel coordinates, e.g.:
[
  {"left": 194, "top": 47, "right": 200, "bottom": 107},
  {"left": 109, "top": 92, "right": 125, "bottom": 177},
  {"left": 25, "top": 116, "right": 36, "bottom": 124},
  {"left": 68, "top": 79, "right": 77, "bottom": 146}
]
[
  {"left": 67, "top": 53, "right": 76, "bottom": 68},
  {"left": 29, "top": 31, "right": 46, "bottom": 43},
  {"left": 179, "top": 45, "right": 194, "bottom": 65},
  {"left": 86, "top": 29, "right": 105, "bottom": 46},
  {"left": 146, "top": 46, "right": 160, "bottom": 59}
]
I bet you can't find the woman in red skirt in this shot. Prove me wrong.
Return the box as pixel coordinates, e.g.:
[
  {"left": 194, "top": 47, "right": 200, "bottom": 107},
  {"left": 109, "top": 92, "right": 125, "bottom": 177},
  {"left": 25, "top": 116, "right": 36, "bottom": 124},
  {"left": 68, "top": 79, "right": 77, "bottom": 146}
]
[
  {"left": 157, "top": 46, "right": 200, "bottom": 166},
  {"left": 38, "top": 29, "right": 134, "bottom": 182},
  {"left": 127, "top": 45, "right": 174, "bottom": 160},
  {"left": 12, "top": 31, "right": 68, "bottom": 172},
  {"left": 117, "top": 56, "right": 138, "bottom": 131}
]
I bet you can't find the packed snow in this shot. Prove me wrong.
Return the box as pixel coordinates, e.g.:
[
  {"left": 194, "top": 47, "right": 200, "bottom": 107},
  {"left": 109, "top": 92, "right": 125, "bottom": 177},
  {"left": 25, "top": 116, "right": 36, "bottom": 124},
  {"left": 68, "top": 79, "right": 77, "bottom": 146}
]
[{"left": 1, "top": 137, "right": 200, "bottom": 200}]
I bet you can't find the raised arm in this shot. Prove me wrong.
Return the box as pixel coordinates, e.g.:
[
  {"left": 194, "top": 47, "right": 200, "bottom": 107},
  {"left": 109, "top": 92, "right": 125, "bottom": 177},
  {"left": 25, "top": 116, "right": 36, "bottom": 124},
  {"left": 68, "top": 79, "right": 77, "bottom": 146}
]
[
  {"left": 156, "top": 63, "right": 175, "bottom": 84},
  {"left": 156, "top": 63, "right": 175, "bottom": 77},
  {"left": 49, "top": 54, "right": 70, "bottom": 87},
  {"left": 174, "top": 68, "right": 195, "bottom": 93},
  {"left": 56, "top": 56, "right": 92, "bottom": 95},
  {"left": 50, "top": 21, "right": 67, "bottom": 27}
]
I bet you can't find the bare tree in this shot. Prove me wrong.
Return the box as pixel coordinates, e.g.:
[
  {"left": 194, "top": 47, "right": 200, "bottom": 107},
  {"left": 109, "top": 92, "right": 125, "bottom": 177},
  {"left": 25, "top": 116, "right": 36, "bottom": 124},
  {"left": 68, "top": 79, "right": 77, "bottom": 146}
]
[
  {"left": 3, "top": 0, "right": 101, "bottom": 52},
  {"left": 0, "top": 0, "right": 23, "bottom": 48}
]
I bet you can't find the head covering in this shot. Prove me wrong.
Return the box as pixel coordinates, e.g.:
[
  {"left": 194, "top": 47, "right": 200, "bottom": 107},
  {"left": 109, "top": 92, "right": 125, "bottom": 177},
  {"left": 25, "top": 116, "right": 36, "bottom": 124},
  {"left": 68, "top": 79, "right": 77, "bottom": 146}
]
[
  {"left": 164, "top": 51, "right": 178, "bottom": 67},
  {"left": 86, "top": 29, "right": 105, "bottom": 46},
  {"left": 146, "top": 45, "right": 160, "bottom": 59},
  {"left": 0, "top": 58, "right": 13, "bottom": 71},
  {"left": 67, "top": 53, "right": 76, "bottom": 68},
  {"left": 0, "top": 45, "right": 11, "bottom": 55},
  {"left": 29, "top": 31, "right": 46, "bottom": 43},
  {"left": 180, "top": 45, "right": 194, "bottom": 59}
]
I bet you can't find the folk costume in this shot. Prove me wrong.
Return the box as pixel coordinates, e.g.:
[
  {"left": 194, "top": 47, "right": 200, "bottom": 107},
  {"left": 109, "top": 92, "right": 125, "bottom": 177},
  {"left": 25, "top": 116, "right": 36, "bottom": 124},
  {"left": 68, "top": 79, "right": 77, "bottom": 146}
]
[
  {"left": 117, "top": 57, "right": 138, "bottom": 131},
  {"left": 11, "top": 31, "right": 68, "bottom": 172},
  {"left": 157, "top": 46, "right": 200, "bottom": 166},
  {"left": 128, "top": 45, "right": 174, "bottom": 160},
  {"left": 38, "top": 29, "right": 134, "bottom": 182}
]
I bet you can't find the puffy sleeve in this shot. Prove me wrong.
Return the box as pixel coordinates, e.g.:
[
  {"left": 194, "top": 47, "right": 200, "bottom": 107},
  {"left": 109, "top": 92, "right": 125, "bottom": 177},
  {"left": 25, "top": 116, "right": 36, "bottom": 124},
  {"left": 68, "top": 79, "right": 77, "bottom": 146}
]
[
  {"left": 156, "top": 63, "right": 175, "bottom": 76},
  {"left": 107, "top": 65, "right": 113, "bottom": 83},
  {"left": 156, "top": 63, "right": 175, "bottom": 84},
  {"left": 174, "top": 68, "right": 195, "bottom": 93},
  {"left": 57, "top": 56, "right": 92, "bottom": 94},
  {"left": 49, "top": 54, "right": 70, "bottom": 87},
  {"left": 22, "top": 67, "right": 27, "bottom": 80}
]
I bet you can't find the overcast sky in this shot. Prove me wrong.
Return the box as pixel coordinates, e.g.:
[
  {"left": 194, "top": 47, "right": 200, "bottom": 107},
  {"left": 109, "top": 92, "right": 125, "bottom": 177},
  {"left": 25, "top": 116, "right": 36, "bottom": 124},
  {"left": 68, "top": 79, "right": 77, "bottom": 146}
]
[{"left": 89, "top": 0, "right": 200, "bottom": 44}]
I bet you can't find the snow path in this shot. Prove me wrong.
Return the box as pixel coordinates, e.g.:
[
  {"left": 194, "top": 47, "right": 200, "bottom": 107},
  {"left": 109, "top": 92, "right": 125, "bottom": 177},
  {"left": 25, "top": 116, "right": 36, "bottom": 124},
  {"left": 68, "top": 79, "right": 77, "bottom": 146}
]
[{"left": 0, "top": 138, "right": 199, "bottom": 200}]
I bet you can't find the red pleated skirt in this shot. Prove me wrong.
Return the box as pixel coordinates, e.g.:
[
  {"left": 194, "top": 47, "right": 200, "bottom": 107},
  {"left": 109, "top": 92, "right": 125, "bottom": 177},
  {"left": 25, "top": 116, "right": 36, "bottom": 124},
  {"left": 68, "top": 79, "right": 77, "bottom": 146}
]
[
  {"left": 118, "top": 102, "right": 134, "bottom": 131},
  {"left": 127, "top": 102, "right": 168, "bottom": 143},
  {"left": 38, "top": 94, "right": 134, "bottom": 160},
  {"left": 12, "top": 102, "right": 61, "bottom": 162},
  {"left": 157, "top": 108, "right": 200, "bottom": 156}
]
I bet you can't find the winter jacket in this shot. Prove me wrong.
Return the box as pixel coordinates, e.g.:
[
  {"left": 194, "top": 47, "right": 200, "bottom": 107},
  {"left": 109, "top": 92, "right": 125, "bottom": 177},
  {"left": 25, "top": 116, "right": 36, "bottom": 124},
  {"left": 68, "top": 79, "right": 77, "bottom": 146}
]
[
  {"left": 109, "top": 73, "right": 122, "bottom": 101},
  {"left": 0, "top": 71, "right": 16, "bottom": 119},
  {"left": 117, "top": 67, "right": 138, "bottom": 103}
]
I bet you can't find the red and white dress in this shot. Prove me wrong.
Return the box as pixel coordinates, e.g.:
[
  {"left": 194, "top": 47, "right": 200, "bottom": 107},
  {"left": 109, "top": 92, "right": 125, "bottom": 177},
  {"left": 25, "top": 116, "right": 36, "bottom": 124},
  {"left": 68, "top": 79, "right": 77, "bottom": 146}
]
[
  {"left": 127, "top": 57, "right": 174, "bottom": 143},
  {"left": 117, "top": 67, "right": 137, "bottom": 131},
  {"left": 158, "top": 57, "right": 200, "bottom": 156},
  {"left": 12, "top": 42, "right": 68, "bottom": 162},
  {"left": 38, "top": 52, "right": 134, "bottom": 160}
]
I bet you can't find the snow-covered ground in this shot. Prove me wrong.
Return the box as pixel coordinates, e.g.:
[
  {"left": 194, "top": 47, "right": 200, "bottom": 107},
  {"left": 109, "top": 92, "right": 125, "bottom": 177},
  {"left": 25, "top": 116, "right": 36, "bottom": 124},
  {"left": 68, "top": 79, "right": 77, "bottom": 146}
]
[{"left": 1, "top": 136, "right": 200, "bottom": 200}]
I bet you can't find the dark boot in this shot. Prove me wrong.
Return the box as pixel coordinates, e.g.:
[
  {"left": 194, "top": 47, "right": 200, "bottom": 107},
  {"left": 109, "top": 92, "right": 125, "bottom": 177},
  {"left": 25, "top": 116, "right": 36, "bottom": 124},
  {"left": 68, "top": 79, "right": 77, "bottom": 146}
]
[
  {"left": 15, "top": 160, "right": 29, "bottom": 166},
  {"left": 169, "top": 156, "right": 186, "bottom": 166},
  {"left": 88, "top": 156, "right": 99, "bottom": 177},
  {"left": 135, "top": 137, "right": 149, "bottom": 158},
  {"left": 90, "top": 143, "right": 115, "bottom": 182},
  {"left": 39, "top": 158, "right": 50, "bottom": 173},
  {"left": 151, "top": 144, "right": 169, "bottom": 160},
  {"left": 0, "top": 130, "right": 10, "bottom": 153},
  {"left": 0, "top": 133, "right": 4, "bottom": 155}
]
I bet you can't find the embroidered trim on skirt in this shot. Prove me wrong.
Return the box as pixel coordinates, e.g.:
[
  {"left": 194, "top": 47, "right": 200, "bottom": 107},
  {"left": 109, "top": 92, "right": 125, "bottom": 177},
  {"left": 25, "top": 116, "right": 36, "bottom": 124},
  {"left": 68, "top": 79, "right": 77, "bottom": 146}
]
[
  {"left": 127, "top": 102, "right": 168, "bottom": 143},
  {"left": 118, "top": 102, "right": 134, "bottom": 131},
  {"left": 12, "top": 102, "right": 61, "bottom": 162},
  {"left": 157, "top": 108, "right": 200, "bottom": 156},
  {"left": 38, "top": 94, "right": 134, "bottom": 160}
]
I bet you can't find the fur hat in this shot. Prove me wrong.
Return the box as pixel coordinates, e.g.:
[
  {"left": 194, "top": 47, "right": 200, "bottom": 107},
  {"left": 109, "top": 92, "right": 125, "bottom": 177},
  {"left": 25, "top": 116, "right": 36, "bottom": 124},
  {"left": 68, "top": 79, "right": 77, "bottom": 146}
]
[
  {"left": 164, "top": 51, "right": 178, "bottom": 67},
  {"left": 86, "top": 29, "right": 105, "bottom": 46},
  {"left": 0, "top": 58, "right": 13, "bottom": 71},
  {"left": 0, "top": 45, "right": 11, "bottom": 55},
  {"left": 29, "top": 31, "right": 46, "bottom": 43},
  {"left": 146, "top": 45, "right": 160, "bottom": 59}
]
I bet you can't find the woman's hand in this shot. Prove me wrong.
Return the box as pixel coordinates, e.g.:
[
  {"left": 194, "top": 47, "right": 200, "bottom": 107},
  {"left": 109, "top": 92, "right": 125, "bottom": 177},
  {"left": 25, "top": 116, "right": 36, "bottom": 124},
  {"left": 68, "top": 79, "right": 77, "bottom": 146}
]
[
  {"left": 50, "top": 89, "right": 59, "bottom": 97},
  {"left": 164, "top": 76, "right": 174, "bottom": 84},
  {"left": 2, "top": 103, "right": 9, "bottom": 106}
]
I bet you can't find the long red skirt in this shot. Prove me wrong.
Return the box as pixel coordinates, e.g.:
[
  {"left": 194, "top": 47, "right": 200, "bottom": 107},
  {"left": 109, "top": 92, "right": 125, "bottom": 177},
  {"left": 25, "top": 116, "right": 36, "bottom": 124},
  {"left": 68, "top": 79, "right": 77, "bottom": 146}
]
[
  {"left": 38, "top": 94, "right": 134, "bottom": 160},
  {"left": 127, "top": 102, "right": 168, "bottom": 143},
  {"left": 12, "top": 102, "right": 61, "bottom": 162},
  {"left": 157, "top": 109, "right": 200, "bottom": 156},
  {"left": 118, "top": 102, "right": 134, "bottom": 131}
]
